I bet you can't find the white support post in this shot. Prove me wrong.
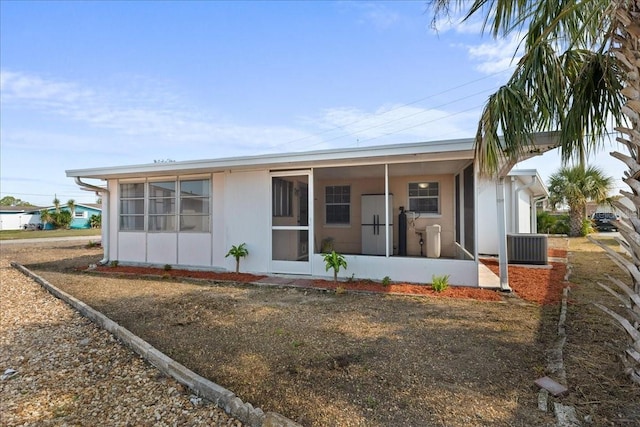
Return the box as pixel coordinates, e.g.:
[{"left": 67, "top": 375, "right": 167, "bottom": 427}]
[{"left": 496, "top": 177, "right": 511, "bottom": 291}]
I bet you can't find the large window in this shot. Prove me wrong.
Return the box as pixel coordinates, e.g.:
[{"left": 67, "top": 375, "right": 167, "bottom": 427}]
[
  {"left": 325, "top": 185, "right": 350, "bottom": 224},
  {"left": 149, "top": 181, "right": 176, "bottom": 231},
  {"left": 119, "top": 179, "right": 211, "bottom": 232},
  {"left": 180, "top": 179, "right": 210, "bottom": 232},
  {"left": 408, "top": 182, "right": 439, "bottom": 214},
  {"left": 120, "top": 183, "right": 145, "bottom": 231}
]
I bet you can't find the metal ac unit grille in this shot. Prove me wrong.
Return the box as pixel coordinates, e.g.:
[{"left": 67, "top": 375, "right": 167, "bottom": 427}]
[{"left": 507, "top": 234, "right": 548, "bottom": 265}]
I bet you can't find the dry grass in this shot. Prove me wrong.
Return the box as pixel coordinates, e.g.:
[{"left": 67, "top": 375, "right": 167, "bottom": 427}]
[{"left": 2, "top": 236, "right": 639, "bottom": 426}]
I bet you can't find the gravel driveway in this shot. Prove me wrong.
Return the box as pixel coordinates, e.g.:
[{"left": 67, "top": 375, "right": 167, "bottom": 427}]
[{"left": 0, "top": 250, "right": 242, "bottom": 426}]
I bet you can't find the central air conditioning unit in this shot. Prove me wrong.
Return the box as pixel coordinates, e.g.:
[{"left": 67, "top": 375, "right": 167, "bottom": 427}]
[{"left": 507, "top": 234, "right": 548, "bottom": 265}]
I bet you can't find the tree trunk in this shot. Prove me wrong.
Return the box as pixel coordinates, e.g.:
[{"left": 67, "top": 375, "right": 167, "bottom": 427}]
[
  {"left": 568, "top": 207, "right": 583, "bottom": 237},
  {"left": 595, "top": 0, "right": 640, "bottom": 384},
  {"left": 235, "top": 258, "right": 240, "bottom": 274}
]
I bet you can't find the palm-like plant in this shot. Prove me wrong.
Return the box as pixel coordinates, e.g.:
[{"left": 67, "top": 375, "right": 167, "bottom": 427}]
[
  {"left": 67, "top": 199, "right": 76, "bottom": 219},
  {"left": 323, "top": 250, "right": 348, "bottom": 284},
  {"left": 430, "top": 0, "right": 640, "bottom": 384},
  {"left": 39, "top": 209, "right": 52, "bottom": 229},
  {"left": 548, "top": 165, "right": 613, "bottom": 237},
  {"left": 225, "top": 243, "right": 249, "bottom": 273}
]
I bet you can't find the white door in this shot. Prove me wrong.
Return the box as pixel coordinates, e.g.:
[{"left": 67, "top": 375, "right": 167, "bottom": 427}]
[{"left": 271, "top": 172, "right": 312, "bottom": 274}]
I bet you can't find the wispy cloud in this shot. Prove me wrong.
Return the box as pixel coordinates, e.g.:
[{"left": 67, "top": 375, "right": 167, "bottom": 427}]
[
  {"left": 466, "top": 34, "right": 522, "bottom": 74},
  {"left": 1, "top": 69, "right": 484, "bottom": 160}
]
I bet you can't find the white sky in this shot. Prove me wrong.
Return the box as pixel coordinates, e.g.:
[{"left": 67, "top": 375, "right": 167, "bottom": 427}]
[{"left": 0, "top": 1, "right": 625, "bottom": 206}]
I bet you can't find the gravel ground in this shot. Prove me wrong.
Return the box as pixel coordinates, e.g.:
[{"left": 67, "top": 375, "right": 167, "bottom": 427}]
[{"left": 0, "top": 254, "right": 242, "bottom": 426}]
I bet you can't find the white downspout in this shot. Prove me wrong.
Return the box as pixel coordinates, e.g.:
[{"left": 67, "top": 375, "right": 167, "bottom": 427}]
[
  {"left": 496, "top": 177, "right": 511, "bottom": 292},
  {"left": 74, "top": 177, "right": 110, "bottom": 265},
  {"left": 514, "top": 176, "right": 537, "bottom": 234}
]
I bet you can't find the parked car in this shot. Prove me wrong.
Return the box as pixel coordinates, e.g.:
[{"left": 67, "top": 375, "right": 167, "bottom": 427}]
[{"left": 591, "top": 212, "right": 619, "bottom": 232}]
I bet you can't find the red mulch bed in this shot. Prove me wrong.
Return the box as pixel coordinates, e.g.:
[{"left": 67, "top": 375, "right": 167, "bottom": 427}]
[
  {"left": 94, "top": 265, "right": 266, "bottom": 283},
  {"left": 93, "top": 257, "right": 569, "bottom": 305},
  {"left": 480, "top": 259, "right": 568, "bottom": 305},
  {"left": 311, "top": 279, "right": 503, "bottom": 302}
]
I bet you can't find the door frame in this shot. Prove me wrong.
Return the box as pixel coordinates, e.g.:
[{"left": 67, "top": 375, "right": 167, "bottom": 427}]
[{"left": 270, "top": 170, "right": 313, "bottom": 275}]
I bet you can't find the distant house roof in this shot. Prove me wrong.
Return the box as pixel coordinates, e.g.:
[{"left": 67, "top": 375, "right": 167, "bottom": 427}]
[{"left": 0, "top": 205, "right": 42, "bottom": 214}]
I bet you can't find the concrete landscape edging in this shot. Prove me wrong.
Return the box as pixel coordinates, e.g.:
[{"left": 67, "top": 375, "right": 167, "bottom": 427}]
[{"left": 10, "top": 262, "right": 301, "bottom": 427}]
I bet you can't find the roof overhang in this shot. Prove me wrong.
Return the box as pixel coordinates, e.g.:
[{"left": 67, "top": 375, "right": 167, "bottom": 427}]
[
  {"left": 66, "top": 138, "right": 476, "bottom": 180},
  {"left": 508, "top": 169, "right": 549, "bottom": 198},
  {"left": 497, "top": 131, "right": 560, "bottom": 177}
]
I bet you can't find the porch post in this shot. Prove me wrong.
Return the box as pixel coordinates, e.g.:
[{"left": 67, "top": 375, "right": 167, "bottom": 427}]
[
  {"left": 384, "top": 163, "right": 390, "bottom": 257},
  {"left": 496, "top": 177, "right": 511, "bottom": 291}
]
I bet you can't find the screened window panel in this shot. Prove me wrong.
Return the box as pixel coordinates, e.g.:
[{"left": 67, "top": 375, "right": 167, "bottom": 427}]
[
  {"left": 120, "top": 215, "right": 144, "bottom": 231},
  {"left": 181, "top": 180, "right": 209, "bottom": 197},
  {"left": 180, "top": 215, "right": 210, "bottom": 232},
  {"left": 149, "top": 199, "right": 176, "bottom": 215},
  {"left": 148, "top": 215, "right": 176, "bottom": 231},
  {"left": 121, "top": 183, "right": 145, "bottom": 198}
]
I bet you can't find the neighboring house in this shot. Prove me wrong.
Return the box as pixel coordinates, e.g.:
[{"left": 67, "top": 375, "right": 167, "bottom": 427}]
[
  {"left": 477, "top": 170, "right": 549, "bottom": 256},
  {"left": 1, "top": 203, "right": 101, "bottom": 230},
  {"left": 0, "top": 206, "right": 41, "bottom": 230},
  {"left": 34, "top": 203, "right": 102, "bottom": 230},
  {"left": 66, "top": 133, "right": 558, "bottom": 288}
]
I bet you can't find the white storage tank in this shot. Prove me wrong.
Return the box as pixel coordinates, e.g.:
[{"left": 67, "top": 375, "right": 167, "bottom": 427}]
[{"left": 425, "top": 224, "right": 441, "bottom": 258}]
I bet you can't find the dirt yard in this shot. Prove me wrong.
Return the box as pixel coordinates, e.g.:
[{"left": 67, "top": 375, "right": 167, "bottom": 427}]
[{"left": 2, "top": 236, "right": 638, "bottom": 426}]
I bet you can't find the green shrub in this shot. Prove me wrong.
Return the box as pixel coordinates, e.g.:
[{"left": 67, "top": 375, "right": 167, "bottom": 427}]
[
  {"left": 110, "top": 260, "right": 119, "bottom": 268},
  {"left": 164, "top": 264, "right": 172, "bottom": 271},
  {"left": 581, "top": 218, "right": 595, "bottom": 236},
  {"left": 382, "top": 276, "right": 391, "bottom": 286},
  {"left": 431, "top": 274, "right": 450, "bottom": 292},
  {"left": 536, "top": 211, "right": 569, "bottom": 234}
]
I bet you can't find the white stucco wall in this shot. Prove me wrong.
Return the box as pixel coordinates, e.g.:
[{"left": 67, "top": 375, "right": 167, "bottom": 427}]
[{"left": 219, "top": 170, "right": 271, "bottom": 274}]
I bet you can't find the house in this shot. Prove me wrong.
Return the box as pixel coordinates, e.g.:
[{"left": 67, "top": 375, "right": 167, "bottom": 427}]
[
  {"left": 477, "top": 169, "right": 549, "bottom": 256},
  {"left": 66, "top": 133, "right": 558, "bottom": 288},
  {"left": 0, "top": 206, "right": 41, "bottom": 230},
  {"left": 38, "top": 203, "right": 102, "bottom": 229},
  {"left": 0, "top": 203, "right": 102, "bottom": 230}
]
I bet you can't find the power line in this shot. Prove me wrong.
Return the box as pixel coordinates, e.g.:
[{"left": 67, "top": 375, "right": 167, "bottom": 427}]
[{"left": 266, "top": 67, "right": 512, "bottom": 152}]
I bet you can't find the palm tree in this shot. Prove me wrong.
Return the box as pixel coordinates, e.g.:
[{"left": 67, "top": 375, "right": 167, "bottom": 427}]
[
  {"left": 429, "top": 0, "right": 640, "bottom": 384},
  {"left": 548, "top": 165, "right": 613, "bottom": 237},
  {"left": 53, "top": 196, "right": 61, "bottom": 213},
  {"left": 67, "top": 199, "right": 76, "bottom": 220},
  {"left": 39, "top": 209, "right": 52, "bottom": 229}
]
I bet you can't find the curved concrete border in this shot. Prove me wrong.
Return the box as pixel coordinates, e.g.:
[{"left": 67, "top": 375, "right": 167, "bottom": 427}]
[{"left": 11, "top": 262, "right": 301, "bottom": 427}]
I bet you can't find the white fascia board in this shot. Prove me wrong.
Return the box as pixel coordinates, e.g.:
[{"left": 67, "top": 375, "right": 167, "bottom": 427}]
[
  {"left": 66, "top": 138, "right": 476, "bottom": 180},
  {"left": 509, "top": 169, "right": 549, "bottom": 197}
]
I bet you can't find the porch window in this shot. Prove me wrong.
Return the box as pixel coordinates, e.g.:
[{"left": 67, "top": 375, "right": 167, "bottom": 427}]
[
  {"left": 408, "top": 182, "right": 439, "bottom": 214},
  {"left": 325, "top": 185, "right": 350, "bottom": 224},
  {"left": 180, "top": 179, "right": 210, "bottom": 232},
  {"left": 149, "top": 181, "right": 176, "bottom": 231},
  {"left": 272, "top": 178, "right": 293, "bottom": 217},
  {"left": 120, "top": 183, "right": 145, "bottom": 231}
]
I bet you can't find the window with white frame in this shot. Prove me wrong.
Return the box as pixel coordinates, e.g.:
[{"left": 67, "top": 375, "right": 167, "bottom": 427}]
[
  {"left": 74, "top": 211, "right": 86, "bottom": 218},
  {"left": 180, "top": 179, "right": 210, "bottom": 232},
  {"left": 120, "top": 183, "right": 145, "bottom": 231},
  {"left": 408, "top": 182, "right": 439, "bottom": 214},
  {"left": 148, "top": 181, "right": 176, "bottom": 231},
  {"left": 272, "top": 178, "right": 293, "bottom": 217},
  {"left": 325, "top": 185, "right": 350, "bottom": 224}
]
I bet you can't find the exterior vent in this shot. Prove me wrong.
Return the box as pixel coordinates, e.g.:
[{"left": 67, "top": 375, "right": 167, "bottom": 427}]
[{"left": 507, "top": 234, "right": 548, "bottom": 265}]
